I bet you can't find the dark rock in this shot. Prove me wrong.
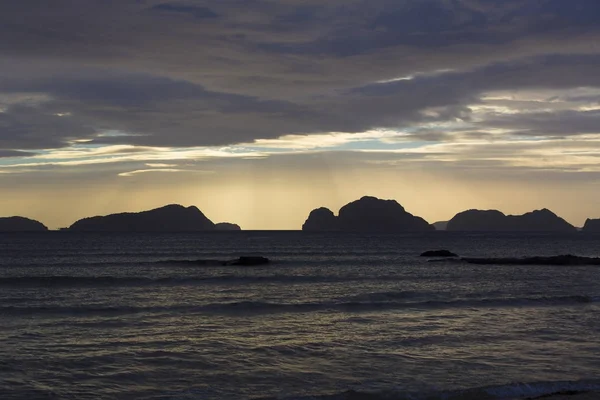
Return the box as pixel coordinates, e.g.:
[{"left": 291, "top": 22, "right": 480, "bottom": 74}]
[
  {"left": 526, "top": 390, "right": 589, "bottom": 399},
  {"left": 215, "top": 222, "right": 241, "bottom": 231},
  {"left": 420, "top": 250, "right": 458, "bottom": 257},
  {"left": 432, "top": 221, "right": 448, "bottom": 231},
  {"left": 302, "top": 196, "right": 433, "bottom": 232},
  {"left": 447, "top": 208, "right": 576, "bottom": 232},
  {"left": 226, "top": 256, "right": 270, "bottom": 266},
  {"left": 302, "top": 207, "right": 338, "bottom": 231},
  {"left": 0, "top": 216, "right": 48, "bottom": 232},
  {"left": 68, "top": 204, "right": 216, "bottom": 232},
  {"left": 462, "top": 254, "right": 600, "bottom": 266},
  {"left": 582, "top": 218, "right": 600, "bottom": 232}
]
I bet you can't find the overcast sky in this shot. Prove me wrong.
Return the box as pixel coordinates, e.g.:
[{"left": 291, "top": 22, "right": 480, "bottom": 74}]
[{"left": 1, "top": 0, "right": 600, "bottom": 229}]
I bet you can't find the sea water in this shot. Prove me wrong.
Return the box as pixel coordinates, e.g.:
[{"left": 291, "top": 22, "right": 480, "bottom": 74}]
[{"left": 1, "top": 232, "right": 599, "bottom": 399}]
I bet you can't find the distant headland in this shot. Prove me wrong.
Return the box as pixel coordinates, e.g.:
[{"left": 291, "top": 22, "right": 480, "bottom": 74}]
[
  {"left": 1, "top": 197, "right": 598, "bottom": 232},
  {"left": 0, "top": 216, "right": 48, "bottom": 232}
]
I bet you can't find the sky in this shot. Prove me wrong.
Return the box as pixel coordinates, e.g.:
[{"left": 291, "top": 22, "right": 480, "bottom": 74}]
[{"left": 1, "top": 0, "right": 600, "bottom": 230}]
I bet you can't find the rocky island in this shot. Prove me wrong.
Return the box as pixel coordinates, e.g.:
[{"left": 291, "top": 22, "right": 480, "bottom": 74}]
[
  {"left": 0, "top": 216, "right": 48, "bottom": 232},
  {"left": 302, "top": 196, "right": 434, "bottom": 232},
  {"left": 582, "top": 218, "right": 600, "bottom": 232},
  {"left": 214, "top": 223, "right": 242, "bottom": 231},
  {"left": 446, "top": 209, "right": 576, "bottom": 232},
  {"left": 67, "top": 204, "right": 224, "bottom": 232}
]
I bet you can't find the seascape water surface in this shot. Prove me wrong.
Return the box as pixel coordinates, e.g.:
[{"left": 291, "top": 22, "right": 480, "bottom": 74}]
[{"left": 1, "top": 232, "right": 599, "bottom": 400}]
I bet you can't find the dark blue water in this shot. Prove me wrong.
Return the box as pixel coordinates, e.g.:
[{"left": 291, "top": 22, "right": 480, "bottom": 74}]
[{"left": 1, "top": 232, "right": 600, "bottom": 399}]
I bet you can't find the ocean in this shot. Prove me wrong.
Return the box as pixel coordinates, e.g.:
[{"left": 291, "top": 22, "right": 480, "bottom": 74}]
[{"left": 1, "top": 232, "right": 599, "bottom": 400}]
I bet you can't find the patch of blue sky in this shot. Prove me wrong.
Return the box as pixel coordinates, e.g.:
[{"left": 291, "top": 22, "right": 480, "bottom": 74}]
[
  {"left": 238, "top": 146, "right": 296, "bottom": 153},
  {"left": 336, "top": 140, "right": 430, "bottom": 151},
  {"left": 0, "top": 157, "right": 28, "bottom": 166}
]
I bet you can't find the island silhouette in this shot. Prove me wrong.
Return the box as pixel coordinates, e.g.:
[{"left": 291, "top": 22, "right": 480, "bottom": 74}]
[
  {"left": 0, "top": 216, "right": 48, "bottom": 232},
  {"left": 0, "top": 198, "right": 597, "bottom": 232},
  {"left": 302, "top": 196, "right": 434, "bottom": 232},
  {"left": 582, "top": 218, "right": 600, "bottom": 232},
  {"left": 67, "top": 204, "right": 237, "bottom": 232},
  {"left": 446, "top": 209, "right": 576, "bottom": 232},
  {"left": 215, "top": 223, "right": 242, "bottom": 231}
]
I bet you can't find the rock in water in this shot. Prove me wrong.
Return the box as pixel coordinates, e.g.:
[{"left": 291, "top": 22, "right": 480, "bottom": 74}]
[
  {"left": 420, "top": 250, "right": 458, "bottom": 257},
  {"left": 226, "top": 256, "right": 270, "bottom": 266}
]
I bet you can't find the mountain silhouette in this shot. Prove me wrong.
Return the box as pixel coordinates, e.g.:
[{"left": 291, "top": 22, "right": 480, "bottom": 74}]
[
  {"left": 582, "top": 218, "right": 600, "bottom": 232},
  {"left": 215, "top": 222, "right": 241, "bottom": 231},
  {"left": 302, "top": 196, "right": 433, "bottom": 232},
  {"left": 447, "top": 209, "right": 576, "bottom": 232},
  {"left": 68, "top": 204, "right": 216, "bottom": 232},
  {"left": 0, "top": 216, "right": 48, "bottom": 232}
]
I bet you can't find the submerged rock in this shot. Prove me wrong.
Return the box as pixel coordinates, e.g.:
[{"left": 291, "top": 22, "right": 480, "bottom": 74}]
[
  {"left": 420, "top": 250, "right": 458, "bottom": 257},
  {"left": 225, "top": 256, "right": 270, "bottom": 266}
]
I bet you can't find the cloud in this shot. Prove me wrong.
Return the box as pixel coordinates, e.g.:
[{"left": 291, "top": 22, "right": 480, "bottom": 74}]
[
  {"left": 118, "top": 168, "right": 184, "bottom": 177},
  {"left": 0, "top": 103, "right": 97, "bottom": 149},
  {"left": 0, "top": 0, "right": 599, "bottom": 184},
  {"left": 150, "top": 4, "right": 219, "bottom": 19},
  {"left": 479, "top": 109, "right": 600, "bottom": 137},
  {"left": 2, "top": 52, "right": 600, "bottom": 152},
  {"left": 0, "top": 150, "right": 37, "bottom": 158}
]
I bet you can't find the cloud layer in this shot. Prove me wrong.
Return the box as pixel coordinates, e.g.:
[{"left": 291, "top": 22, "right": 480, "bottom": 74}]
[{"left": 1, "top": 0, "right": 600, "bottom": 228}]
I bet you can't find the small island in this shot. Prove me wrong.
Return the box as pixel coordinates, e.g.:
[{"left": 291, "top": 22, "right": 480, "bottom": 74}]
[
  {"left": 582, "top": 218, "right": 600, "bottom": 233},
  {"left": 302, "top": 196, "right": 434, "bottom": 232},
  {"left": 215, "top": 223, "right": 242, "bottom": 231},
  {"left": 446, "top": 209, "right": 576, "bottom": 232},
  {"left": 0, "top": 216, "right": 48, "bottom": 232},
  {"left": 67, "top": 204, "right": 226, "bottom": 232}
]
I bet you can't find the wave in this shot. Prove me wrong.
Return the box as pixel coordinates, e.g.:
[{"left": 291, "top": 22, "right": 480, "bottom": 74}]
[
  {"left": 0, "top": 274, "right": 392, "bottom": 287},
  {"left": 1, "top": 294, "right": 596, "bottom": 317},
  {"left": 255, "top": 379, "right": 600, "bottom": 400}
]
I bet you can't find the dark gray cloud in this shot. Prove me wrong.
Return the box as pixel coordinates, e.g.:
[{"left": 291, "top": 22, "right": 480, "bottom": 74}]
[
  {"left": 481, "top": 109, "right": 600, "bottom": 137},
  {"left": 0, "top": 104, "right": 96, "bottom": 149},
  {"left": 0, "top": 150, "right": 37, "bottom": 158},
  {"left": 0, "top": 0, "right": 599, "bottom": 151}
]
